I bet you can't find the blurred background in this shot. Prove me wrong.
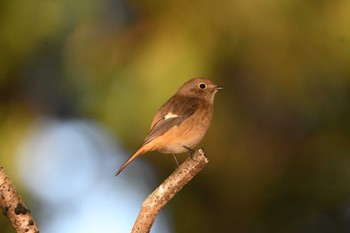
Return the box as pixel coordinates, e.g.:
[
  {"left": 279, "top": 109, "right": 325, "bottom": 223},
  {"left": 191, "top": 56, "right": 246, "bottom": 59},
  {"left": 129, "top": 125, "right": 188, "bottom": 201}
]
[{"left": 1, "top": 0, "right": 350, "bottom": 232}]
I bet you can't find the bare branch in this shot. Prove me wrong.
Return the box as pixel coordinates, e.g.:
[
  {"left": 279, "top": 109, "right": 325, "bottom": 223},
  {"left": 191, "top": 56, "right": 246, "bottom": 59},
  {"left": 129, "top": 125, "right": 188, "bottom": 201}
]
[
  {"left": 0, "top": 166, "right": 39, "bottom": 233},
  {"left": 131, "top": 148, "right": 209, "bottom": 233}
]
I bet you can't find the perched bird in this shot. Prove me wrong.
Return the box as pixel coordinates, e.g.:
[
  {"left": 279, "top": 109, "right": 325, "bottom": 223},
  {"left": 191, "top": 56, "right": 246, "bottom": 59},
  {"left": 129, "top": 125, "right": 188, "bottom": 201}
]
[{"left": 115, "top": 78, "right": 223, "bottom": 176}]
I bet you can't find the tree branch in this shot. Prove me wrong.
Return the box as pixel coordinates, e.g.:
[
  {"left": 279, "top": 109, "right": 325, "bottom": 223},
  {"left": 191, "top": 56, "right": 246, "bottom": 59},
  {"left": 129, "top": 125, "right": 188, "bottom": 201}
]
[
  {"left": 0, "top": 166, "right": 39, "bottom": 233},
  {"left": 131, "top": 148, "right": 209, "bottom": 233}
]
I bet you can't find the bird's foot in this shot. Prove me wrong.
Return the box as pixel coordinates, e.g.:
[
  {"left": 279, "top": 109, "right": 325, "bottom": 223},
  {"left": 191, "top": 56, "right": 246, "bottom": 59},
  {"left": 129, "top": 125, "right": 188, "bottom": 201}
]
[
  {"left": 183, "top": 146, "right": 196, "bottom": 160},
  {"left": 172, "top": 153, "right": 180, "bottom": 168}
]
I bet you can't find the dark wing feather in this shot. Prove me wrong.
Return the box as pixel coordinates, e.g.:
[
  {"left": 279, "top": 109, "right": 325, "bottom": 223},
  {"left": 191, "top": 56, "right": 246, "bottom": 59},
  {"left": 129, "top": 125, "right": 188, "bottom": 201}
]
[{"left": 143, "top": 96, "right": 200, "bottom": 144}]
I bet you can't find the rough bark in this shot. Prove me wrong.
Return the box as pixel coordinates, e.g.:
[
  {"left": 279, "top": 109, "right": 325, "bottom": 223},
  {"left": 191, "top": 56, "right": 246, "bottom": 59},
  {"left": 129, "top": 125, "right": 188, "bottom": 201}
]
[
  {"left": 0, "top": 166, "right": 39, "bottom": 233},
  {"left": 131, "top": 148, "right": 209, "bottom": 233}
]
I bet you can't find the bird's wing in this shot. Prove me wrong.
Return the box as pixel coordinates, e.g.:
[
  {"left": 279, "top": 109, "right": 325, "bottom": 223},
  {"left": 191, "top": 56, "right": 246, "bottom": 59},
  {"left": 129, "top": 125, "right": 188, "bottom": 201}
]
[{"left": 143, "top": 96, "right": 200, "bottom": 145}]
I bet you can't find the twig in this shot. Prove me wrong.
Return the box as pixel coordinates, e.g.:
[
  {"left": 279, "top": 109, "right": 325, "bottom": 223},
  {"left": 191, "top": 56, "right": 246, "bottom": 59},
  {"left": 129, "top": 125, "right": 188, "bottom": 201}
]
[
  {"left": 131, "top": 148, "right": 209, "bottom": 233},
  {"left": 0, "top": 166, "right": 39, "bottom": 233}
]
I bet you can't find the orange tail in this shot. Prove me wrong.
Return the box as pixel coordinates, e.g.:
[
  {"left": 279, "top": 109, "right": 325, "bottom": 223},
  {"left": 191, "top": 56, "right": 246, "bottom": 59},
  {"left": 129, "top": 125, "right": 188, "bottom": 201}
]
[{"left": 115, "top": 147, "right": 146, "bottom": 176}]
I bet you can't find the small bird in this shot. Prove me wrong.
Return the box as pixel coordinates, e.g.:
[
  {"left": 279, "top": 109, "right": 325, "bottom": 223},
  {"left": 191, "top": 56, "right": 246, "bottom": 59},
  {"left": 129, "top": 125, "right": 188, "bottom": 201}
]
[{"left": 115, "top": 78, "right": 223, "bottom": 176}]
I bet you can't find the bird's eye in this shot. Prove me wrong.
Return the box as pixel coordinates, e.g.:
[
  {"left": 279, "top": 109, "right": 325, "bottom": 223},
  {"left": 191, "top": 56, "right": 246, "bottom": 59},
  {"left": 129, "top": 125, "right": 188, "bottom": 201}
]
[{"left": 198, "top": 83, "right": 206, "bottom": 89}]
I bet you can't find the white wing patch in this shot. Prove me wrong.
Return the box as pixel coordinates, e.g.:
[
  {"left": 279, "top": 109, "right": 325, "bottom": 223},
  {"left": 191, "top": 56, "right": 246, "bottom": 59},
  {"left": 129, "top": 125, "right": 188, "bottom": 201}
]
[{"left": 164, "top": 112, "right": 178, "bottom": 119}]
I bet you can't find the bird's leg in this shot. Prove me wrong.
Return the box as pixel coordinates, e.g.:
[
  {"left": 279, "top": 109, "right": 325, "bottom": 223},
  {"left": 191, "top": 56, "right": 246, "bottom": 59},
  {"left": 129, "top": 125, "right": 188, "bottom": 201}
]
[
  {"left": 172, "top": 153, "right": 180, "bottom": 168},
  {"left": 183, "top": 145, "right": 195, "bottom": 160}
]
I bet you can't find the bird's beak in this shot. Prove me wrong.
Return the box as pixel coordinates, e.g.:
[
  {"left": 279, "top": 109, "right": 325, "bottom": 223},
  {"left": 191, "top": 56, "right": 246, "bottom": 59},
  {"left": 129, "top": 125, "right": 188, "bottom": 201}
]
[{"left": 216, "top": 85, "right": 224, "bottom": 91}]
